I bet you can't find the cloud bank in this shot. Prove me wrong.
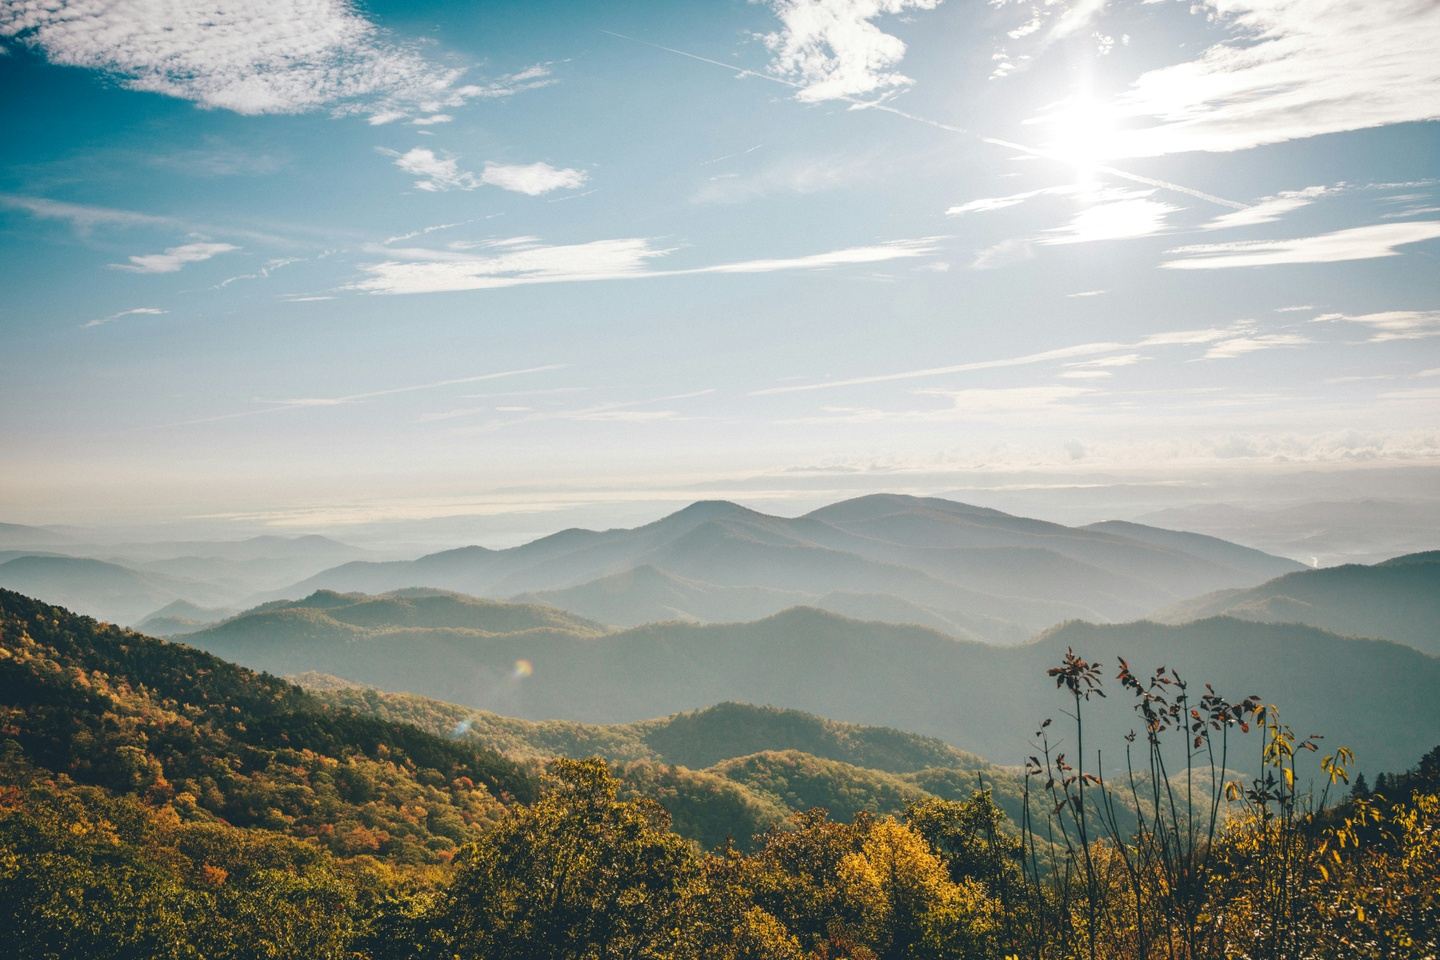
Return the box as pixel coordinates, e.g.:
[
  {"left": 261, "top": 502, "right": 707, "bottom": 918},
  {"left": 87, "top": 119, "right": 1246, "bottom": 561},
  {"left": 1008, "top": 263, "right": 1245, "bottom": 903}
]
[
  {"left": 760, "top": 0, "right": 942, "bottom": 102},
  {"left": 0, "top": 0, "right": 551, "bottom": 118}
]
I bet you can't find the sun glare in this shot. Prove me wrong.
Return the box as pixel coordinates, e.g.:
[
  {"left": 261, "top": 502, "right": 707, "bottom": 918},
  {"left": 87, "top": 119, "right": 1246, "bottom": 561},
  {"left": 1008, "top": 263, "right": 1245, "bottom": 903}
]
[{"left": 1044, "top": 94, "right": 1121, "bottom": 183}]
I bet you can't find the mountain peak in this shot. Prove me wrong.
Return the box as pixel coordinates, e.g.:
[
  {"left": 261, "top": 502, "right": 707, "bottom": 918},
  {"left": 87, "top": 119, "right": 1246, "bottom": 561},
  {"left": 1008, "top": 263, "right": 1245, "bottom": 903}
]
[
  {"left": 654, "top": 500, "right": 767, "bottom": 525},
  {"left": 804, "top": 493, "right": 1003, "bottom": 523}
]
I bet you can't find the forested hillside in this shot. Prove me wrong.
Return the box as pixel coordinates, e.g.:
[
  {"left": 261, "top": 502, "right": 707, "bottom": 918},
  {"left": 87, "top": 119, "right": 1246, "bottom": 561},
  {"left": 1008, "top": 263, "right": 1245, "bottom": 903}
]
[
  {"left": 5, "top": 588, "right": 1437, "bottom": 959},
  {"left": 0, "top": 589, "right": 534, "bottom": 864},
  {"left": 1157, "top": 550, "right": 1440, "bottom": 655},
  {"left": 302, "top": 688, "right": 1031, "bottom": 847},
  {"left": 189, "top": 594, "right": 1440, "bottom": 774}
]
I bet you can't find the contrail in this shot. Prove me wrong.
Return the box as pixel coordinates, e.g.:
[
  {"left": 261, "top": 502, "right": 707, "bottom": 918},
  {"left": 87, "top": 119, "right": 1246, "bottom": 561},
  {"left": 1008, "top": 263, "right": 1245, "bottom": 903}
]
[{"left": 599, "top": 30, "right": 1247, "bottom": 212}]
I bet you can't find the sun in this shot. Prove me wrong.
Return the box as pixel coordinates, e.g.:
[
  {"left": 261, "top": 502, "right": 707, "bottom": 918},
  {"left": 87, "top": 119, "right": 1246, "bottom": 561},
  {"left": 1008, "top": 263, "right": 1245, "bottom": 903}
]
[{"left": 1043, "top": 93, "right": 1122, "bottom": 183}]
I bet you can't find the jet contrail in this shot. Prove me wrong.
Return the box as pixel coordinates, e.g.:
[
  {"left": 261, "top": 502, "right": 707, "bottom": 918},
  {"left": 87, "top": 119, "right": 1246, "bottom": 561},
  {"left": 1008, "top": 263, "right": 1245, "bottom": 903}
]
[{"left": 599, "top": 30, "right": 1247, "bottom": 212}]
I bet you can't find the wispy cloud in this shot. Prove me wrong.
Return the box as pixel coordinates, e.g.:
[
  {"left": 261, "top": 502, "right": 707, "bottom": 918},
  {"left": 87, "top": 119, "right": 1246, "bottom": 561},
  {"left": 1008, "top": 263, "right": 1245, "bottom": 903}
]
[
  {"left": 1314, "top": 310, "right": 1440, "bottom": 342},
  {"left": 0, "top": 1, "right": 553, "bottom": 120},
  {"left": 112, "top": 243, "right": 241, "bottom": 276},
  {"left": 111, "top": 241, "right": 238, "bottom": 274},
  {"left": 755, "top": 323, "right": 1254, "bottom": 394},
  {"left": 1202, "top": 333, "right": 1310, "bottom": 359},
  {"left": 947, "top": 185, "right": 1074, "bottom": 216},
  {"left": 1161, "top": 222, "right": 1440, "bottom": 270},
  {"left": 1200, "top": 186, "right": 1331, "bottom": 230},
  {"left": 0, "top": 193, "right": 300, "bottom": 247},
  {"left": 1104, "top": 0, "right": 1440, "bottom": 156},
  {"left": 0, "top": 194, "right": 171, "bottom": 233},
  {"left": 83, "top": 306, "right": 166, "bottom": 328},
  {"left": 452, "top": 389, "right": 717, "bottom": 431},
  {"left": 216, "top": 257, "right": 301, "bottom": 288},
  {"left": 352, "top": 236, "right": 940, "bottom": 295},
  {"left": 970, "top": 238, "right": 1034, "bottom": 270},
  {"left": 383, "top": 219, "right": 489, "bottom": 245},
  {"left": 163, "top": 364, "right": 568, "bottom": 427},
  {"left": 759, "top": 0, "right": 942, "bottom": 103},
  {"left": 692, "top": 152, "right": 874, "bottom": 205},
  {"left": 783, "top": 384, "right": 1099, "bottom": 424},
  {"left": 386, "top": 147, "right": 588, "bottom": 195}
]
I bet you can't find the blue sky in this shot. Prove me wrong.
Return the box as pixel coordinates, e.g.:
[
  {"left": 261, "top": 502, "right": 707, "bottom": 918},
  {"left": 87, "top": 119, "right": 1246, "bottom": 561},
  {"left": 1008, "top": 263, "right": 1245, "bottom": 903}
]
[{"left": 1, "top": 0, "right": 1438, "bottom": 542}]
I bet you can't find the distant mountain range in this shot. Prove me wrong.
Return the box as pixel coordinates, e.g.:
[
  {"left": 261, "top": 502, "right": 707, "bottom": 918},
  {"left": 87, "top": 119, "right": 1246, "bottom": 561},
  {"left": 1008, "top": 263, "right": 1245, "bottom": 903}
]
[
  {"left": 0, "top": 534, "right": 372, "bottom": 624},
  {"left": 1138, "top": 498, "right": 1440, "bottom": 566},
  {"left": 0, "top": 555, "right": 236, "bottom": 625},
  {"left": 1158, "top": 550, "right": 1440, "bottom": 655},
  {"left": 181, "top": 582, "right": 1440, "bottom": 774},
  {"left": 271, "top": 494, "right": 1303, "bottom": 642}
]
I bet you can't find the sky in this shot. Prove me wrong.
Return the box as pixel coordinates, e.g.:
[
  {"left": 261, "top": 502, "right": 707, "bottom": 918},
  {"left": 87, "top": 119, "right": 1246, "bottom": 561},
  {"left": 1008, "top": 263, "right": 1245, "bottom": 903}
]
[{"left": 1, "top": 0, "right": 1438, "bottom": 544}]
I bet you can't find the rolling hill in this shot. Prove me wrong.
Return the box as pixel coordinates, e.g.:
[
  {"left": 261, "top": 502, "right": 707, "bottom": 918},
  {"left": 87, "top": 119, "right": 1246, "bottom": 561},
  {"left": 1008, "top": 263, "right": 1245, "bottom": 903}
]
[
  {"left": 301, "top": 689, "right": 1026, "bottom": 847},
  {"left": 133, "top": 599, "right": 238, "bottom": 636},
  {"left": 1157, "top": 551, "right": 1440, "bottom": 655},
  {"left": 185, "top": 590, "right": 1440, "bottom": 774}
]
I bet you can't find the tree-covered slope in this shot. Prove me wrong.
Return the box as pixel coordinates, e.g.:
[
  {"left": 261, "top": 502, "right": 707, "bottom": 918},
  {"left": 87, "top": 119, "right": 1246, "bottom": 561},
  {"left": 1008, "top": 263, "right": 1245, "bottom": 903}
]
[
  {"left": 0, "top": 588, "right": 535, "bottom": 865},
  {"left": 192, "top": 595, "right": 1440, "bottom": 775},
  {"left": 1157, "top": 551, "right": 1440, "bottom": 654}
]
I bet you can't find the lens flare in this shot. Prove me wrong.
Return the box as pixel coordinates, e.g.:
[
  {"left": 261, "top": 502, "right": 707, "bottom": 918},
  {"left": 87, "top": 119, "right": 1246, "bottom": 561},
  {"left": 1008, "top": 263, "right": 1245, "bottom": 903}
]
[{"left": 512, "top": 659, "right": 534, "bottom": 679}]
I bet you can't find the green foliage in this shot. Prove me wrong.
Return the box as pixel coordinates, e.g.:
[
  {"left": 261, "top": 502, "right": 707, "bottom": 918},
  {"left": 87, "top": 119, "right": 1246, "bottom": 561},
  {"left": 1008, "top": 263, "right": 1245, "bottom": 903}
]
[
  {"left": 0, "top": 588, "right": 535, "bottom": 866},
  {"left": 4, "top": 588, "right": 1438, "bottom": 960},
  {"left": 431, "top": 758, "right": 700, "bottom": 960}
]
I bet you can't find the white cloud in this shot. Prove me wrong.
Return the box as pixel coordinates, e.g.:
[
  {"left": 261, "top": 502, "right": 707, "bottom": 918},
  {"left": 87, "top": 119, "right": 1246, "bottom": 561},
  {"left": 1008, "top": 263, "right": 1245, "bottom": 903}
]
[
  {"left": 111, "top": 242, "right": 239, "bottom": 274},
  {"left": 1202, "top": 333, "right": 1310, "bottom": 359},
  {"left": 1041, "top": 195, "right": 1179, "bottom": 245},
  {"left": 411, "top": 114, "right": 452, "bottom": 126},
  {"left": 1201, "top": 185, "right": 1330, "bottom": 230},
  {"left": 389, "top": 148, "right": 474, "bottom": 192},
  {"left": 0, "top": 2, "right": 553, "bottom": 119},
  {"left": 946, "top": 185, "right": 1073, "bottom": 215},
  {"left": 357, "top": 238, "right": 665, "bottom": 294},
  {"left": 760, "top": 0, "right": 942, "bottom": 102},
  {"left": 987, "top": 0, "right": 1111, "bottom": 76},
  {"left": 1161, "top": 221, "right": 1440, "bottom": 269},
  {"left": 1067, "top": 289, "right": 1106, "bottom": 298},
  {"left": 1314, "top": 310, "right": 1440, "bottom": 342},
  {"left": 352, "top": 236, "right": 939, "bottom": 295},
  {"left": 1106, "top": 0, "right": 1440, "bottom": 156},
  {"left": 83, "top": 306, "right": 166, "bottom": 328},
  {"left": 480, "top": 162, "right": 589, "bottom": 196},
  {"left": 387, "top": 148, "right": 587, "bottom": 195},
  {"left": 1068, "top": 353, "right": 1145, "bottom": 369}
]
